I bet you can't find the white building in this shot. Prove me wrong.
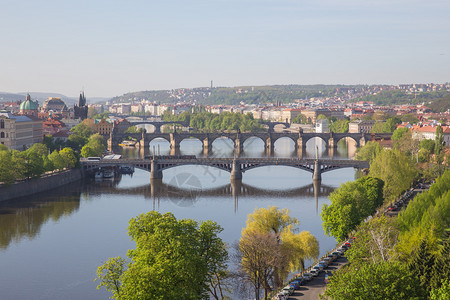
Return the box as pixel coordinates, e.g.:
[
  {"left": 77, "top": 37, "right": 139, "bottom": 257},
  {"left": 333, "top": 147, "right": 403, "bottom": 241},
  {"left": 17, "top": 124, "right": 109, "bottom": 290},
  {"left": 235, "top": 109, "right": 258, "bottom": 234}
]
[{"left": 316, "top": 119, "right": 329, "bottom": 133}]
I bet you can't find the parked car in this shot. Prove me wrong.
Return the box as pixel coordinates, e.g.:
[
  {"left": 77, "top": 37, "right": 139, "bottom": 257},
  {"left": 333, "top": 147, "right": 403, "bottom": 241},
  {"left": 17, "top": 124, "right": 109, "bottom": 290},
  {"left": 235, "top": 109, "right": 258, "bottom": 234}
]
[
  {"left": 290, "top": 280, "right": 300, "bottom": 289},
  {"left": 310, "top": 269, "right": 320, "bottom": 277},
  {"left": 303, "top": 273, "right": 312, "bottom": 281},
  {"left": 319, "top": 260, "right": 328, "bottom": 267},
  {"left": 337, "top": 247, "right": 346, "bottom": 254},
  {"left": 313, "top": 264, "right": 323, "bottom": 271},
  {"left": 282, "top": 285, "right": 294, "bottom": 295},
  {"left": 277, "top": 292, "right": 287, "bottom": 300}
]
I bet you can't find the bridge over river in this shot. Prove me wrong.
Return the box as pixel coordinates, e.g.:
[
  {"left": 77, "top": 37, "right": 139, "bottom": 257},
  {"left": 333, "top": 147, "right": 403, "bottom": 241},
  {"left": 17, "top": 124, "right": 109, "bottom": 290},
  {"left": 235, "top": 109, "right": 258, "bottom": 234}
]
[
  {"left": 81, "top": 157, "right": 369, "bottom": 182},
  {"left": 108, "top": 130, "right": 392, "bottom": 156}
]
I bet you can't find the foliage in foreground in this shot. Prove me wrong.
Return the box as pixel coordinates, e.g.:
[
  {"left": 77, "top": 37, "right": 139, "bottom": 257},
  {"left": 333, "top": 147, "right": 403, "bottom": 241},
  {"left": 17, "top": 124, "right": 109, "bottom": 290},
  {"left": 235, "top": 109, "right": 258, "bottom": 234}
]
[
  {"left": 369, "top": 148, "right": 416, "bottom": 202},
  {"left": 321, "top": 176, "right": 384, "bottom": 241},
  {"left": 237, "top": 206, "right": 318, "bottom": 300},
  {"left": 95, "top": 211, "right": 228, "bottom": 300},
  {"left": 324, "top": 172, "right": 450, "bottom": 300},
  {"left": 322, "top": 262, "right": 427, "bottom": 300}
]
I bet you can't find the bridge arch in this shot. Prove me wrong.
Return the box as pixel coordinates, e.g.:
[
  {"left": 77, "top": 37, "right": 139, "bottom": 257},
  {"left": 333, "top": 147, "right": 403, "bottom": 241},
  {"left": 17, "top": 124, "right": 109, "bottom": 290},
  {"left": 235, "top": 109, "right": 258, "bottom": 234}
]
[
  {"left": 304, "top": 136, "right": 327, "bottom": 148},
  {"left": 242, "top": 163, "right": 314, "bottom": 173},
  {"left": 210, "top": 135, "right": 236, "bottom": 148},
  {"left": 241, "top": 135, "right": 265, "bottom": 146}
]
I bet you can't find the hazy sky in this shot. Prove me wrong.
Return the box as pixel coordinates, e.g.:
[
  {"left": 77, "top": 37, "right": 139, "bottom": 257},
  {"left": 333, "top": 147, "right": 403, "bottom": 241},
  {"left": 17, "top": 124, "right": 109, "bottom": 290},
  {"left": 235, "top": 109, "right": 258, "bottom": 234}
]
[{"left": 1, "top": 0, "right": 449, "bottom": 97}]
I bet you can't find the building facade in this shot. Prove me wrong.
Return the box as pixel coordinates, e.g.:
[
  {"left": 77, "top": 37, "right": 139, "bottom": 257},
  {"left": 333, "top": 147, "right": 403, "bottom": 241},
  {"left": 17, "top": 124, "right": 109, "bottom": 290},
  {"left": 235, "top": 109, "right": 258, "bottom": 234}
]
[
  {"left": 0, "top": 112, "right": 43, "bottom": 150},
  {"left": 349, "top": 120, "right": 376, "bottom": 133}
]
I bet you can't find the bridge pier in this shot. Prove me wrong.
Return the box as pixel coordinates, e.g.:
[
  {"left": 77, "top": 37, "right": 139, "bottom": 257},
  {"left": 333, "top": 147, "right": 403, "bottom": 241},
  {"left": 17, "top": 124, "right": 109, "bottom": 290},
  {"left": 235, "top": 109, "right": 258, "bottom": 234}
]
[
  {"left": 202, "top": 137, "right": 212, "bottom": 153},
  {"left": 230, "top": 159, "right": 242, "bottom": 181},
  {"left": 359, "top": 135, "right": 366, "bottom": 148},
  {"left": 313, "top": 160, "right": 321, "bottom": 181},
  {"left": 169, "top": 133, "right": 180, "bottom": 149},
  {"left": 265, "top": 136, "right": 274, "bottom": 153},
  {"left": 234, "top": 137, "right": 243, "bottom": 153},
  {"left": 150, "top": 160, "right": 163, "bottom": 180},
  {"left": 139, "top": 130, "right": 148, "bottom": 148},
  {"left": 327, "top": 137, "right": 337, "bottom": 148}
]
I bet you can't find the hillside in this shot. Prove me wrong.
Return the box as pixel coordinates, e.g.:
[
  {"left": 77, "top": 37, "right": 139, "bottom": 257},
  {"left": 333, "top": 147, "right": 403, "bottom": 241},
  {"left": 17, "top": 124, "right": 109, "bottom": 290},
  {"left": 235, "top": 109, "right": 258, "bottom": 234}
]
[{"left": 110, "top": 84, "right": 356, "bottom": 105}]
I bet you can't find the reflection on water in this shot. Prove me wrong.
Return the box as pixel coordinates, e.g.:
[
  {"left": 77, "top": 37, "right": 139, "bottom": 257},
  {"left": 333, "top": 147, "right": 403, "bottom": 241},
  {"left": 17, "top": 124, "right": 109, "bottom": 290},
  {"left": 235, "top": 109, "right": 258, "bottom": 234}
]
[
  {"left": 0, "top": 139, "right": 358, "bottom": 300},
  {"left": 0, "top": 184, "right": 82, "bottom": 250}
]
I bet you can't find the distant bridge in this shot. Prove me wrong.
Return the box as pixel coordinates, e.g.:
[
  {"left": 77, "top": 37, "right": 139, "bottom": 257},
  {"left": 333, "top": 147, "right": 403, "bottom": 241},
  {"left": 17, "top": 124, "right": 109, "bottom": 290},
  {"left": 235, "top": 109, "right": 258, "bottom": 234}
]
[
  {"left": 108, "top": 130, "right": 392, "bottom": 154},
  {"left": 81, "top": 157, "right": 369, "bottom": 182}
]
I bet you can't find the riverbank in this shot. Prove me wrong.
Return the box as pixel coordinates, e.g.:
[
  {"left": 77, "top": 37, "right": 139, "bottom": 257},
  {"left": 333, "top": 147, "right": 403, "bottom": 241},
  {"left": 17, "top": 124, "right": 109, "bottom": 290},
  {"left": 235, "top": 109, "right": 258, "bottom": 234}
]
[{"left": 0, "top": 169, "right": 82, "bottom": 202}]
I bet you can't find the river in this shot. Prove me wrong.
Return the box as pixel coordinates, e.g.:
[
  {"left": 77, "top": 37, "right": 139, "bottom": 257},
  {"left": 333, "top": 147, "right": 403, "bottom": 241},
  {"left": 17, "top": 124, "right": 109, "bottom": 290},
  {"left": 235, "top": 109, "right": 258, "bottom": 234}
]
[{"left": 0, "top": 138, "right": 358, "bottom": 299}]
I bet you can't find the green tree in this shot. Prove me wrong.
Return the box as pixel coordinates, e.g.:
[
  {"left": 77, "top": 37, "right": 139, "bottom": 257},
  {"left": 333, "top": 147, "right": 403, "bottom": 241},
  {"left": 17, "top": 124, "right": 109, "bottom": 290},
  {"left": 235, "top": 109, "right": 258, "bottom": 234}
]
[
  {"left": 317, "top": 114, "right": 326, "bottom": 120},
  {"left": 371, "top": 121, "right": 387, "bottom": 133},
  {"left": 391, "top": 127, "right": 409, "bottom": 141},
  {"left": 81, "top": 145, "right": 97, "bottom": 158},
  {"left": 395, "top": 171, "right": 450, "bottom": 261},
  {"left": 435, "top": 125, "right": 444, "bottom": 156},
  {"left": 42, "top": 154, "right": 54, "bottom": 172},
  {"left": 124, "top": 126, "right": 143, "bottom": 134},
  {"left": 96, "top": 211, "right": 228, "bottom": 300},
  {"left": 23, "top": 147, "right": 45, "bottom": 178},
  {"left": 401, "top": 114, "right": 419, "bottom": 124},
  {"left": 369, "top": 149, "right": 416, "bottom": 202},
  {"left": 59, "top": 147, "right": 77, "bottom": 168},
  {"left": 356, "top": 141, "right": 381, "bottom": 163},
  {"left": 321, "top": 176, "right": 384, "bottom": 241},
  {"left": 409, "top": 240, "right": 437, "bottom": 292},
  {"left": 48, "top": 150, "right": 66, "bottom": 171},
  {"left": 0, "top": 150, "right": 16, "bottom": 184},
  {"left": 95, "top": 257, "right": 126, "bottom": 299},
  {"left": 346, "top": 216, "right": 399, "bottom": 264},
  {"left": 86, "top": 133, "right": 105, "bottom": 156},
  {"left": 322, "top": 262, "right": 427, "bottom": 300},
  {"left": 329, "top": 119, "right": 349, "bottom": 133},
  {"left": 430, "top": 279, "right": 450, "bottom": 300}
]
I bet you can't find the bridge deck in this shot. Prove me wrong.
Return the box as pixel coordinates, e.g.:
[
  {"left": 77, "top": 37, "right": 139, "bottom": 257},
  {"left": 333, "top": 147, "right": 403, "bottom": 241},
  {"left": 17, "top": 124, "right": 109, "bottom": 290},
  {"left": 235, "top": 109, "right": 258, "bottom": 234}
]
[{"left": 81, "top": 158, "right": 369, "bottom": 174}]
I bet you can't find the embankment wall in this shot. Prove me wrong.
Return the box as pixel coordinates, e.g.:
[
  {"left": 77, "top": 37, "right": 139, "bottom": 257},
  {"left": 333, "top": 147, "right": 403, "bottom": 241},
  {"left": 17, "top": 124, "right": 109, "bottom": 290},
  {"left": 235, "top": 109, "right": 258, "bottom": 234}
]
[{"left": 0, "top": 169, "right": 82, "bottom": 202}]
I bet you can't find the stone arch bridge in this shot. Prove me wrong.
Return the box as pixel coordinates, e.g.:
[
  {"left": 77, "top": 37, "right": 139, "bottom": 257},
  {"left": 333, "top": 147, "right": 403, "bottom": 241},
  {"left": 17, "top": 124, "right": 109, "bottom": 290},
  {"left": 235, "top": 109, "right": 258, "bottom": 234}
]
[{"left": 108, "top": 130, "right": 392, "bottom": 153}]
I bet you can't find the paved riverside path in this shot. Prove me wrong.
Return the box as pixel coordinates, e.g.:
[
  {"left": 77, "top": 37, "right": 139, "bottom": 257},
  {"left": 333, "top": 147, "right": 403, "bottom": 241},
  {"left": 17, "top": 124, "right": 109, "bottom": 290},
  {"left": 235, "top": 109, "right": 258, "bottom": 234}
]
[{"left": 288, "top": 256, "right": 348, "bottom": 300}]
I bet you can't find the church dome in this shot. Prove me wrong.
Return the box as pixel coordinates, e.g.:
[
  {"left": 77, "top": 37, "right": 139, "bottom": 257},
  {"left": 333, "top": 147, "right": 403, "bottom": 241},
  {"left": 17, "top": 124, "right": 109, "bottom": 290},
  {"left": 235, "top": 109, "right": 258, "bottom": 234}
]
[{"left": 19, "top": 94, "right": 39, "bottom": 111}]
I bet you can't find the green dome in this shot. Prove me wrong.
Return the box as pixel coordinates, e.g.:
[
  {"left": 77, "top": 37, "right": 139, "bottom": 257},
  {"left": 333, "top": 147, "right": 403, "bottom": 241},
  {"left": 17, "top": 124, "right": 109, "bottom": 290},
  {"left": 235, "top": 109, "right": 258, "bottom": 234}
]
[{"left": 20, "top": 94, "right": 39, "bottom": 111}]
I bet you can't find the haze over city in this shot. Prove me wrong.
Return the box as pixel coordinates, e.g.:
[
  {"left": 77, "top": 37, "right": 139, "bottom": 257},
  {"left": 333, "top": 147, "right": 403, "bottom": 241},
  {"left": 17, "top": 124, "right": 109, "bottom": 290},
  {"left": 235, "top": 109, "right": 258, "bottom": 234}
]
[{"left": 1, "top": 0, "right": 449, "bottom": 97}]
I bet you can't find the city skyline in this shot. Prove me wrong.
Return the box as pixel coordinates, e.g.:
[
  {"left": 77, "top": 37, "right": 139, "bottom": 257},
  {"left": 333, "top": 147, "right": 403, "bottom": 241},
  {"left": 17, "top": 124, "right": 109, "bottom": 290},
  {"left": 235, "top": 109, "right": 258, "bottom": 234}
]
[{"left": 1, "top": 0, "right": 449, "bottom": 98}]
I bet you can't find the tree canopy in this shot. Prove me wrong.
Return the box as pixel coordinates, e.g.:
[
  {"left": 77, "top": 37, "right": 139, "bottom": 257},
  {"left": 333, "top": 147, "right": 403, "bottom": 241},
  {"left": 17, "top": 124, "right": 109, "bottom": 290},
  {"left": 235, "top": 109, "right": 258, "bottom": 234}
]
[
  {"left": 323, "top": 262, "right": 427, "bottom": 300},
  {"left": 321, "top": 176, "right": 384, "bottom": 241},
  {"left": 369, "top": 149, "right": 416, "bottom": 202},
  {"left": 96, "top": 211, "right": 228, "bottom": 300}
]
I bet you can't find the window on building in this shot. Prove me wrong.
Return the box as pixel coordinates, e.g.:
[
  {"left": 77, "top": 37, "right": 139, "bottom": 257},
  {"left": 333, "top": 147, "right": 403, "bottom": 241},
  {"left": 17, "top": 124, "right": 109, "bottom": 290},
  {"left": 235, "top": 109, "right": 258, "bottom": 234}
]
[
  {"left": 0, "top": 132, "right": 4, "bottom": 138},
  {"left": 0, "top": 119, "right": 4, "bottom": 128}
]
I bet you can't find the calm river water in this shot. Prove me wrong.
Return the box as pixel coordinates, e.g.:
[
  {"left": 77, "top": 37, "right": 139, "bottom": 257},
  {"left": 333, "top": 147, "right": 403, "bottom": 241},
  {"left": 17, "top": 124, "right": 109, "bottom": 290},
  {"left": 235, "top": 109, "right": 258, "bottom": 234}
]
[{"left": 0, "top": 138, "right": 357, "bottom": 299}]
